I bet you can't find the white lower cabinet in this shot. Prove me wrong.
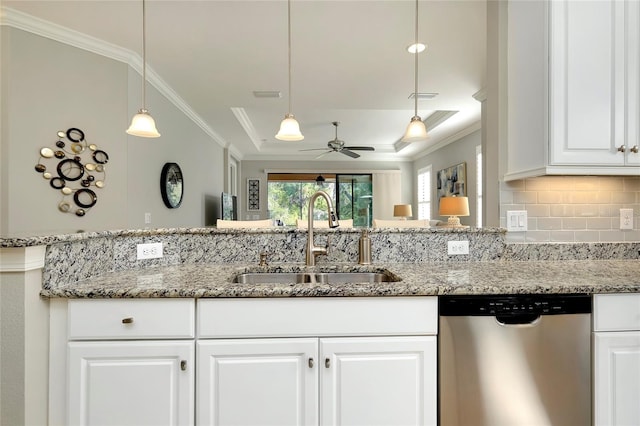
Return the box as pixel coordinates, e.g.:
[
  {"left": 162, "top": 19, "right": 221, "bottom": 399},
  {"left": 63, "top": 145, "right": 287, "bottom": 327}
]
[
  {"left": 197, "top": 338, "right": 319, "bottom": 426},
  {"left": 53, "top": 297, "right": 437, "bottom": 426},
  {"left": 52, "top": 298, "right": 196, "bottom": 426},
  {"left": 593, "top": 294, "right": 640, "bottom": 426},
  {"left": 197, "top": 336, "right": 436, "bottom": 426},
  {"left": 196, "top": 297, "right": 438, "bottom": 426},
  {"left": 320, "top": 336, "right": 436, "bottom": 426},
  {"left": 67, "top": 340, "right": 195, "bottom": 426}
]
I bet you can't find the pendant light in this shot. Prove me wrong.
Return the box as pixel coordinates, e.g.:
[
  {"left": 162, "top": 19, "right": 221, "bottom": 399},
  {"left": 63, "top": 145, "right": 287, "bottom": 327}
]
[
  {"left": 126, "top": 0, "right": 160, "bottom": 138},
  {"left": 275, "top": 0, "right": 304, "bottom": 141},
  {"left": 401, "top": 0, "right": 428, "bottom": 143}
]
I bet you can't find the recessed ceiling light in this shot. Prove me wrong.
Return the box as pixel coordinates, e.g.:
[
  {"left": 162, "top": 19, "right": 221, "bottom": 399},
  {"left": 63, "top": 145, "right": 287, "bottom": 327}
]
[
  {"left": 409, "top": 92, "right": 438, "bottom": 100},
  {"left": 407, "top": 43, "right": 426, "bottom": 54},
  {"left": 253, "top": 91, "right": 282, "bottom": 98}
]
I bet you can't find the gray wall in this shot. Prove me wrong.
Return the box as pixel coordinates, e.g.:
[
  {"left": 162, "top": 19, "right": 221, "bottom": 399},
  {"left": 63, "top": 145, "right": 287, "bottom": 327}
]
[
  {"left": 240, "top": 159, "right": 413, "bottom": 221},
  {"left": 413, "top": 130, "right": 481, "bottom": 227},
  {"left": 0, "top": 28, "right": 224, "bottom": 236}
]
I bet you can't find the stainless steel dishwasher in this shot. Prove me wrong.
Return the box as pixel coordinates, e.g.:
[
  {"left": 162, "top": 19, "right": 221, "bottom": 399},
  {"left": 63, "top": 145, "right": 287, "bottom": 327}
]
[{"left": 439, "top": 294, "right": 592, "bottom": 426}]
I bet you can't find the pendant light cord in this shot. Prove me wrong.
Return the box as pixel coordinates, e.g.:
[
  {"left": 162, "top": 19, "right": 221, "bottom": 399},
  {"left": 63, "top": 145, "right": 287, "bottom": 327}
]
[
  {"left": 287, "top": 0, "right": 293, "bottom": 115},
  {"left": 413, "top": 0, "right": 419, "bottom": 117},
  {"left": 142, "top": 0, "right": 147, "bottom": 110}
]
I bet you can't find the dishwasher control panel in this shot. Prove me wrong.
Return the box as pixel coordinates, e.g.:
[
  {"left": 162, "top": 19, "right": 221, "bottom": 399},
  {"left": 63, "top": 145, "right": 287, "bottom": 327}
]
[{"left": 439, "top": 294, "right": 592, "bottom": 316}]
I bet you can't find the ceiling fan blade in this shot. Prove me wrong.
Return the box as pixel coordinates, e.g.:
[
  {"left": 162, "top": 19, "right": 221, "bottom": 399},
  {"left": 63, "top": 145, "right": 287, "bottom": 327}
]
[
  {"left": 315, "top": 151, "right": 332, "bottom": 159},
  {"left": 340, "top": 149, "right": 360, "bottom": 159},
  {"left": 299, "top": 148, "right": 331, "bottom": 152},
  {"left": 344, "top": 146, "right": 375, "bottom": 151}
]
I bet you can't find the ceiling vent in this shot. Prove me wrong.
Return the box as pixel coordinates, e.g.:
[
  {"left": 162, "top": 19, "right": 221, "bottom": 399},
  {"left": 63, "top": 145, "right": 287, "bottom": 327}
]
[
  {"left": 253, "top": 91, "right": 282, "bottom": 98},
  {"left": 408, "top": 92, "right": 438, "bottom": 100}
]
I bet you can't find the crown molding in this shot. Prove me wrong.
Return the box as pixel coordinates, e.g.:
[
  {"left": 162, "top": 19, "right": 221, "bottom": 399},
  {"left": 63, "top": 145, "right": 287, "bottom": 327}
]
[
  {"left": 231, "top": 108, "right": 264, "bottom": 151},
  {"left": 1, "top": 6, "right": 228, "bottom": 149},
  {"left": 411, "top": 121, "right": 482, "bottom": 161}
]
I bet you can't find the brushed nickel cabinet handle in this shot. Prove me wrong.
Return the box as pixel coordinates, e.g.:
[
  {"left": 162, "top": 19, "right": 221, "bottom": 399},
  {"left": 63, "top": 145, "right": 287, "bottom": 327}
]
[
  {"left": 631, "top": 145, "right": 639, "bottom": 154},
  {"left": 180, "top": 360, "right": 187, "bottom": 371},
  {"left": 308, "top": 358, "right": 314, "bottom": 368},
  {"left": 325, "top": 358, "right": 331, "bottom": 368},
  {"left": 121, "top": 317, "right": 134, "bottom": 324}
]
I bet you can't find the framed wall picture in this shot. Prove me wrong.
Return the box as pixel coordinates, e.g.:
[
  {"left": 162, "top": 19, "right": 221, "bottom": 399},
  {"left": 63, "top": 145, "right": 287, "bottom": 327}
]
[
  {"left": 437, "top": 162, "right": 466, "bottom": 202},
  {"left": 247, "top": 178, "right": 261, "bottom": 211}
]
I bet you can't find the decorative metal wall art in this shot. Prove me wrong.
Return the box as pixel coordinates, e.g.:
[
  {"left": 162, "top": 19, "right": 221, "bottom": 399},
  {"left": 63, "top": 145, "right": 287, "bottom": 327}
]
[
  {"left": 247, "top": 178, "right": 260, "bottom": 211},
  {"left": 34, "top": 128, "right": 108, "bottom": 217}
]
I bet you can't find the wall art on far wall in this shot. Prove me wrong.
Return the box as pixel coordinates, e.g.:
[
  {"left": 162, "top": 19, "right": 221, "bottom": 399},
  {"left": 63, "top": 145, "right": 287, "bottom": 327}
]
[
  {"left": 247, "top": 178, "right": 261, "bottom": 211},
  {"left": 437, "top": 162, "right": 467, "bottom": 201}
]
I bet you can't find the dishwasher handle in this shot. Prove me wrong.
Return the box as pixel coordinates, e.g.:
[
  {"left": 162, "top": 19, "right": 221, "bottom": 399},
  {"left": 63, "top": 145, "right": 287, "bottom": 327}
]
[{"left": 495, "top": 313, "right": 541, "bottom": 327}]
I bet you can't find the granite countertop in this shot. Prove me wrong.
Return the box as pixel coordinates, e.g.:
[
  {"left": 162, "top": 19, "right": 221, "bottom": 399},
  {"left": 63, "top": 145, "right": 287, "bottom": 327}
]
[{"left": 41, "top": 260, "right": 640, "bottom": 298}]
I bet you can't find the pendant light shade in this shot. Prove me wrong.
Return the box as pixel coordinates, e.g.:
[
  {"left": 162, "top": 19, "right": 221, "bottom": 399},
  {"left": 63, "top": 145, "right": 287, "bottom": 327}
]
[
  {"left": 276, "top": 113, "right": 304, "bottom": 141},
  {"left": 401, "top": 0, "right": 427, "bottom": 143},
  {"left": 275, "top": 0, "right": 304, "bottom": 141},
  {"left": 126, "top": 0, "right": 160, "bottom": 138},
  {"left": 403, "top": 116, "right": 428, "bottom": 143},
  {"left": 127, "top": 109, "right": 160, "bottom": 138}
]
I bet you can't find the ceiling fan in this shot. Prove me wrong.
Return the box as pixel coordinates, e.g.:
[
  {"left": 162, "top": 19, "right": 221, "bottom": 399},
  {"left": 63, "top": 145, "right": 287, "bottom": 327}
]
[{"left": 301, "top": 121, "right": 375, "bottom": 159}]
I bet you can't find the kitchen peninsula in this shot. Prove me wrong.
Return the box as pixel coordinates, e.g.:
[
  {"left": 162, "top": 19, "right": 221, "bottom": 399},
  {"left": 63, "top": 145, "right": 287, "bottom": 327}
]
[{"left": 1, "top": 227, "right": 639, "bottom": 425}]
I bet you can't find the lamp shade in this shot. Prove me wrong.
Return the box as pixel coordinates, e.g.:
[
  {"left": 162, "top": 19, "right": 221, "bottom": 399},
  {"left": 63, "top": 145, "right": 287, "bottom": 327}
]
[
  {"left": 401, "top": 116, "right": 428, "bottom": 143},
  {"left": 393, "top": 204, "right": 413, "bottom": 218},
  {"left": 275, "top": 113, "right": 304, "bottom": 141},
  {"left": 126, "top": 109, "right": 161, "bottom": 138},
  {"left": 439, "top": 196, "right": 470, "bottom": 216}
]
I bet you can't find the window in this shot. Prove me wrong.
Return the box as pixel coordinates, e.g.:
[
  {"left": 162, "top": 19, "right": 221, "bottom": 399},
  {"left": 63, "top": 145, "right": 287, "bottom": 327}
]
[
  {"left": 267, "top": 174, "right": 336, "bottom": 226},
  {"left": 476, "top": 145, "right": 483, "bottom": 227},
  {"left": 417, "top": 166, "right": 432, "bottom": 220},
  {"left": 267, "top": 173, "right": 372, "bottom": 226}
]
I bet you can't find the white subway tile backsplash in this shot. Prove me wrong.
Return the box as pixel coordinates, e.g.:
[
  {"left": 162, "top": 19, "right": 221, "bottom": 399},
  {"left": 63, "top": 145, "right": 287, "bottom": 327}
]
[
  {"left": 587, "top": 218, "right": 613, "bottom": 229},
  {"left": 500, "top": 176, "right": 640, "bottom": 243},
  {"left": 513, "top": 191, "right": 538, "bottom": 204},
  {"left": 538, "top": 192, "right": 563, "bottom": 203},
  {"left": 574, "top": 204, "right": 599, "bottom": 217}
]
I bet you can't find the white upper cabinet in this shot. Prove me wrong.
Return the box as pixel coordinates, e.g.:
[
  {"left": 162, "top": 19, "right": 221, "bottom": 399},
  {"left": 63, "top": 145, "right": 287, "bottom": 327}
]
[{"left": 506, "top": 0, "right": 640, "bottom": 180}]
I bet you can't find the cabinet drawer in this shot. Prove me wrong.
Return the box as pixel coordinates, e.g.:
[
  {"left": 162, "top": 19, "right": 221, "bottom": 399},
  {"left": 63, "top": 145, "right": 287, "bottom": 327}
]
[
  {"left": 197, "top": 297, "right": 437, "bottom": 338},
  {"left": 594, "top": 294, "right": 640, "bottom": 332},
  {"left": 68, "top": 299, "right": 195, "bottom": 340}
]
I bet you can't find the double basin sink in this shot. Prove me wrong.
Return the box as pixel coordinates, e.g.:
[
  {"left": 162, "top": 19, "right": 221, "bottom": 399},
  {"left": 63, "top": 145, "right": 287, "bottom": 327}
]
[{"left": 234, "top": 271, "right": 399, "bottom": 284}]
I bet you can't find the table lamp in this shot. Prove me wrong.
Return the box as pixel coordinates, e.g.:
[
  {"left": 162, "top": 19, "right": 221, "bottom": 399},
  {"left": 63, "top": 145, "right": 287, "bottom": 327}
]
[
  {"left": 439, "top": 196, "right": 469, "bottom": 228},
  {"left": 393, "top": 204, "right": 413, "bottom": 220}
]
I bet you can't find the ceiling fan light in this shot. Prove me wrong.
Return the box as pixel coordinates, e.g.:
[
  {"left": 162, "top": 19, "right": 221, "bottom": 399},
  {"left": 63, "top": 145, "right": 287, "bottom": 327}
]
[
  {"left": 275, "top": 113, "right": 304, "bottom": 141},
  {"left": 126, "top": 109, "right": 161, "bottom": 138},
  {"left": 401, "top": 116, "right": 428, "bottom": 142}
]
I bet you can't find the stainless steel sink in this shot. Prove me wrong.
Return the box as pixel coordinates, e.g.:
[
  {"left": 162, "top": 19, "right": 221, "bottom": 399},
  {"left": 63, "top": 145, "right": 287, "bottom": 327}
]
[{"left": 233, "top": 271, "right": 398, "bottom": 284}]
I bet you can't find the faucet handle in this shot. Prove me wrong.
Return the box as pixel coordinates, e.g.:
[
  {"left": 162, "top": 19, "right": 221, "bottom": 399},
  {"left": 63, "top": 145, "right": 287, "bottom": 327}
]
[{"left": 325, "top": 235, "right": 332, "bottom": 249}]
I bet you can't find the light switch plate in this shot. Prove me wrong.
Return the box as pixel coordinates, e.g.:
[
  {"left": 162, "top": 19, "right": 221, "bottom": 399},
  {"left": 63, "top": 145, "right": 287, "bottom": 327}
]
[
  {"left": 620, "top": 208, "right": 634, "bottom": 230},
  {"left": 506, "top": 210, "right": 528, "bottom": 232}
]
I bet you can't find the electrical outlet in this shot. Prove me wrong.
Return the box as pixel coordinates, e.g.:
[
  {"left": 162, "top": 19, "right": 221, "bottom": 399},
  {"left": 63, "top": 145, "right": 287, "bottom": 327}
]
[
  {"left": 448, "top": 240, "right": 469, "bottom": 255},
  {"left": 137, "top": 242, "right": 163, "bottom": 260},
  {"left": 620, "top": 208, "right": 634, "bottom": 230}
]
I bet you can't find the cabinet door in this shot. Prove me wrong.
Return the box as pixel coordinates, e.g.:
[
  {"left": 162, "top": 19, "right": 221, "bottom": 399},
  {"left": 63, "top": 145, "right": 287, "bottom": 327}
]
[
  {"left": 320, "top": 336, "right": 436, "bottom": 426},
  {"left": 197, "top": 338, "right": 318, "bottom": 426},
  {"left": 67, "top": 340, "right": 194, "bottom": 426},
  {"left": 549, "top": 0, "right": 627, "bottom": 166},
  {"left": 594, "top": 332, "right": 640, "bottom": 426}
]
